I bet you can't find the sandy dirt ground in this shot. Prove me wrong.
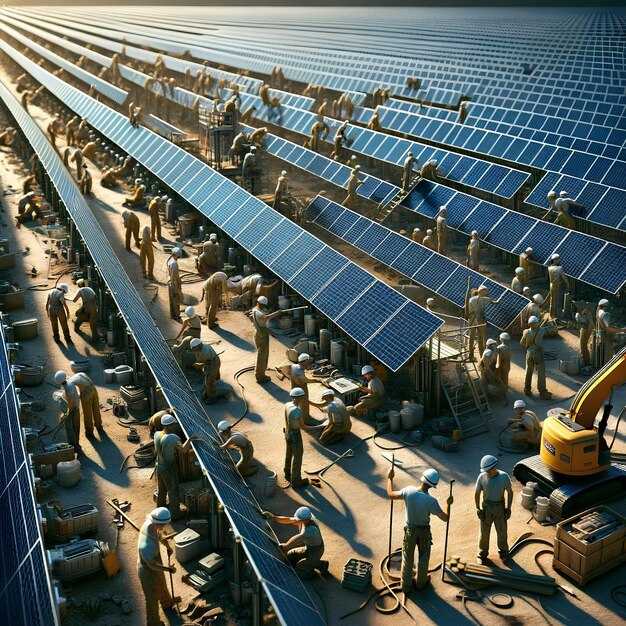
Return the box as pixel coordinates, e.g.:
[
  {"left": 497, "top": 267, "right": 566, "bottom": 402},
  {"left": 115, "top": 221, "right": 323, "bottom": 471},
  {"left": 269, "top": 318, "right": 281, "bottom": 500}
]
[{"left": 1, "top": 65, "right": 625, "bottom": 626}]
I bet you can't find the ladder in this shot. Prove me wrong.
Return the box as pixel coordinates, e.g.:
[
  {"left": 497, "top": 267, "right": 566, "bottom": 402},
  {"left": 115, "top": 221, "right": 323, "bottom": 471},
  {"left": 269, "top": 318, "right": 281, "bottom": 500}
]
[
  {"left": 371, "top": 177, "right": 422, "bottom": 223},
  {"left": 440, "top": 360, "right": 492, "bottom": 438}
]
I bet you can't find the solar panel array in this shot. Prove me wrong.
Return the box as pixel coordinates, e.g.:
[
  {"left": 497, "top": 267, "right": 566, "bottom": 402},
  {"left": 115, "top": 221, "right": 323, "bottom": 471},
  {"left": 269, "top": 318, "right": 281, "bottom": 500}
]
[
  {"left": 307, "top": 195, "right": 529, "bottom": 329},
  {"left": 0, "top": 76, "right": 326, "bottom": 626}
]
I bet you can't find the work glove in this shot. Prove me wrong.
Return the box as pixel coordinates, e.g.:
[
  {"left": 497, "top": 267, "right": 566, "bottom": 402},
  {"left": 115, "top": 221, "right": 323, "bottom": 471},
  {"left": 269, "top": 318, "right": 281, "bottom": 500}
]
[
  {"left": 505, "top": 508, "right": 512, "bottom": 520},
  {"left": 446, "top": 496, "right": 454, "bottom": 506},
  {"left": 168, "top": 565, "right": 177, "bottom": 574},
  {"left": 387, "top": 468, "right": 395, "bottom": 480},
  {"left": 476, "top": 509, "right": 486, "bottom": 521}
]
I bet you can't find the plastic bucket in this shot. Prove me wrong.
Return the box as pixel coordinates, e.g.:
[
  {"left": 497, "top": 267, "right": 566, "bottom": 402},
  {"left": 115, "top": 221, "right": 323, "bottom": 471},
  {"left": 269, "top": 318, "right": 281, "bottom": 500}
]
[
  {"left": 534, "top": 496, "right": 550, "bottom": 521},
  {"left": 330, "top": 341, "right": 344, "bottom": 367},
  {"left": 389, "top": 411, "right": 401, "bottom": 433},
  {"left": 114, "top": 365, "right": 134, "bottom": 385},
  {"left": 104, "top": 369, "right": 116, "bottom": 384},
  {"left": 400, "top": 407, "right": 415, "bottom": 431}
]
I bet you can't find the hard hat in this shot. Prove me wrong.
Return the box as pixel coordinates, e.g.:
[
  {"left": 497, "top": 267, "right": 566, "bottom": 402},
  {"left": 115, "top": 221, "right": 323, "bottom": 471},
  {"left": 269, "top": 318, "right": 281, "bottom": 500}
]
[
  {"left": 599, "top": 298, "right": 609, "bottom": 306},
  {"left": 407, "top": 151, "right": 413, "bottom": 157},
  {"left": 486, "top": 338, "right": 497, "bottom": 347},
  {"left": 515, "top": 267, "right": 525, "bottom": 275},
  {"left": 533, "top": 294, "right": 544, "bottom": 305},
  {"left": 439, "top": 206, "right": 446, "bottom": 213},
  {"left": 298, "top": 353, "right": 311, "bottom": 363},
  {"left": 217, "top": 420, "right": 231, "bottom": 432},
  {"left": 361, "top": 365, "right": 375, "bottom": 375},
  {"left": 281, "top": 170, "right": 288, "bottom": 176},
  {"left": 525, "top": 247, "right": 533, "bottom": 255},
  {"left": 250, "top": 146, "right": 257, "bottom": 152},
  {"left": 528, "top": 316, "right": 539, "bottom": 325},
  {"left": 294, "top": 506, "right": 312, "bottom": 521},
  {"left": 184, "top": 306, "right": 196, "bottom": 318},
  {"left": 471, "top": 230, "right": 478, "bottom": 236},
  {"left": 499, "top": 332, "right": 510, "bottom": 341},
  {"left": 426, "top": 229, "right": 433, "bottom": 235},
  {"left": 514, "top": 400, "right": 526, "bottom": 409},
  {"left": 257, "top": 295, "right": 268, "bottom": 306},
  {"left": 430, "top": 159, "right": 438, "bottom": 166},
  {"left": 426, "top": 297, "right": 435, "bottom": 306},
  {"left": 58, "top": 283, "right": 69, "bottom": 293},
  {"left": 153, "top": 195, "right": 162, "bottom": 202},
  {"left": 555, "top": 198, "right": 563, "bottom": 208},
  {"left": 547, "top": 190, "right": 558, "bottom": 199},
  {"left": 161, "top": 413, "right": 177, "bottom": 426},
  {"left": 161, "top": 195, "right": 169, "bottom": 202},
  {"left": 290, "top": 387, "right": 305, "bottom": 397},
  {"left": 321, "top": 389, "right": 334, "bottom": 399},
  {"left": 135, "top": 178, "right": 141, "bottom": 184},
  {"left": 480, "top": 455, "right": 498, "bottom": 472},
  {"left": 354, "top": 165, "right": 361, "bottom": 170},
  {"left": 209, "top": 233, "right": 218, "bottom": 240},
  {"left": 413, "top": 227, "right": 420, "bottom": 232},
  {"left": 171, "top": 247, "right": 182, "bottom": 257},
  {"left": 550, "top": 253, "right": 560, "bottom": 261},
  {"left": 484, "top": 349, "right": 493, "bottom": 357},
  {"left": 190, "top": 338, "right": 202, "bottom": 349},
  {"left": 149, "top": 507, "right": 172, "bottom": 525},
  {"left": 559, "top": 191, "right": 568, "bottom": 198},
  {"left": 478, "top": 284, "right": 489, "bottom": 293},
  {"left": 54, "top": 371, "right": 67, "bottom": 384},
  {"left": 522, "top": 286, "right": 530, "bottom": 295},
  {"left": 421, "top": 468, "right": 439, "bottom": 488}
]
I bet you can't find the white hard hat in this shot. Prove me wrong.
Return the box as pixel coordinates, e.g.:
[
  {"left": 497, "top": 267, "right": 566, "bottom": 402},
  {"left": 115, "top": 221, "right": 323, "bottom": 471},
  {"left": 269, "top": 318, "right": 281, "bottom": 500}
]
[
  {"left": 361, "top": 365, "right": 375, "bottom": 375},
  {"left": 528, "top": 316, "right": 539, "bottom": 325},
  {"left": 599, "top": 298, "right": 609, "bottom": 307},
  {"left": 555, "top": 198, "right": 563, "bottom": 208},
  {"left": 559, "top": 191, "right": 568, "bottom": 198},
  {"left": 407, "top": 151, "right": 413, "bottom": 157},
  {"left": 54, "top": 371, "right": 67, "bottom": 384},
  {"left": 525, "top": 247, "right": 533, "bottom": 255},
  {"left": 161, "top": 413, "right": 177, "bottom": 426},
  {"left": 478, "top": 284, "right": 489, "bottom": 293},
  {"left": 486, "top": 338, "right": 497, "bottom": 347},
  {"left": 413, "top": 227, "right": 420, "bottom": 232},
  {"left": 547, "top": 190, "right": 558, "bottom": 199},
  {"left": 426, "top": 229, "right": 433, "bottom": 235},
  {"left": 257, "top": 295, "right": 268, "bottom": 306},
  {"left": 290, "top": 387, "right": 305, "bottom": 397},
  {"left": 522, "top": 286, "right": 530, "bottom": 295},
  {"left": 550, "top": 253, "right": 560, "bottom": 261},
  {"left": 172, "top": 247, "right": 182, "bottom": 257},
  {"left": 499, "top": 332, "right": 510, "bottom": 341},
  {"left": 471, "top": 230, "right": 478, "bottom": 236},
  {"left": 209, "top": 233, "right": 218, "bottom": 240},
  {"left": 190, "top": 338, "right": 202, "bottom": 349},
  {"left": 439, "top": 206, "right": 446, "bottom": 212},
  {"left": 426, "top": 298, "right": 435, "bottom": 306},
  {"left": 484, "top": 349, "right": 493, "bottom": 357},
  {"left": 298, "top": 353, "right": 311, "bottom": 363},
  {"left": 321, "top": 389, "right": 334, "bottom": 399},
  {"left": 480, "top": 455, "right": 498, "bottom": 472},
  {"left": 515, "top": 267, "right": 525, "bottom": 275},
  {"left": 135, "top": 178, "right": 141, "bottom": 185},
  {"left": 185, "top": 306, "right": 196, "bottom": 318},
  {"left": 58, "top": 283, "right": 69, "bottom": 293},
  {"left": 294, "top": 506, "right": 312, "bottom": 520},
  {"left": 430, "top": 159, "right": 438, "bottom": 167},
  {"left": 217, "top": 420, "right": 231, "bottom": 432},
  {"left": 421, "top": 468, "right": 439, "bottom": 488},
  {"left": 354, "top": 165, "right": 361, "bottom": 170},
  {"left": 250, "top": 146, "right": 257, "bottom": 152},
  {"left": 149, "top": 507, "right": 172, "bottom": 525},
  {"left": 514, "top": 400, "right": 526, "bottom": 409},
  {"left": 161, "top": 195, "right": 169, "bottom": 202},
  {"left": 533, "top": 294, "right": 544, "bottom": 305},
  {"left": 281, "top": 170, "right": 288, "bottom": 176}
]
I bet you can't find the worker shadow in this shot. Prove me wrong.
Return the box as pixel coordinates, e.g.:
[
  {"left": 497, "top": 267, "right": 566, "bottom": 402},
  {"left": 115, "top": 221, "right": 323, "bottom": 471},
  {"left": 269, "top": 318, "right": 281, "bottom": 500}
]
[
  {"left": 210, "top": 326, "right": 254, "bottom": 351},
  {"left": 87, "top": 195, "right": 120, "bottom": 215},
  {"left": 78, "top": 432, "right": 130, "bottom": 486},
  {"left": 534, "top": 585, "right": 610, "bottom": 626}
]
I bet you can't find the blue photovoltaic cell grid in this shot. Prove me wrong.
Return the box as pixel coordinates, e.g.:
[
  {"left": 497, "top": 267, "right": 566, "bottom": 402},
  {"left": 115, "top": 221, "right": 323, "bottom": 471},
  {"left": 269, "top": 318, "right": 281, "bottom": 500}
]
[
  {"left": 315, "top": 201, "right": 345, "bottom": 230},
  {"left": 587, "top": 188, "right": 626, "bottom": 229},
  {"left": 420, "top": 184, "right": 456, "bottom": 217},
  {"left": 312, "top": 264, "right": 376, "bottom": 319},
  {"left": 290, "top": 247, "right": 349, "bottom": 298},
  {"left": 459, "top": 201, "right": 506, "bottom": 235},
  {"left": 393, "top": 245, "right": 432, "bottom": 278},
  {"left": 414, "top": 255, "right": 460, "bottom": 291},
  {"left": 581, "top": 243, "right": 626, "bottom": 293},
  {"left": 251, "top": 219, "right": 301, "bottom": 264},
  {"left": 552, "top": 232, "right": 606, "bottom": 277},
  {"left": 329, "top": 210, "right": 361, "bottom": 238},
  {"left": 443, "top": 193, "right": 481, "bottom": 228},
  {"left": 514, "top": 221, "right": 567, "bottom": 264},
  {"left": 437, "top": 266, "right": 473, "bottom": 306},
  {"left": 353, "top": 223, "right": 390, "bottom": 255},
  {"left": 372, "top": 232, "right": 411, "bottom": 265},
  {"left": 485, "top": 212, "right": 537, "bottom": 250},
  {"left": 269, "top": 234, "right": 325, "bottom": 280},
  {"left": 221, "top": 197, "right": 261, "bottom": 235},
  {"left": 235, "top": 209, "right": 283, "bottom": 249}
]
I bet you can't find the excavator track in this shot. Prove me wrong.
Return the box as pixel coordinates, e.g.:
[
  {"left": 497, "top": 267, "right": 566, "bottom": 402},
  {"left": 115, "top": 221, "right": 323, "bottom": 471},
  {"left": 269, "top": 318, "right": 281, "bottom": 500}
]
[{"left": 513, "top": 455, "right": 626, "bottom": 519}]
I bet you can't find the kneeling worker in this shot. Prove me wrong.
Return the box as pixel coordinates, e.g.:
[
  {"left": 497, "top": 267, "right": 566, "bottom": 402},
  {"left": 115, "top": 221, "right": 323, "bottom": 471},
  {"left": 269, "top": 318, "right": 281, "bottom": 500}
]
[
  {"left": 311, "top": 388, "right": 351, "bottom": 445},
  {"left": 348, "top": 365, "right": 385, "bottom": 416},
  {"left": 387, "top": 467, "right": 452, "bottom": 593},
  {"left": 507, "top": 400, "right": 541, "bottom": 450},
  {"left": 217, "top": 421, "right": 257, "bottom": 476}
]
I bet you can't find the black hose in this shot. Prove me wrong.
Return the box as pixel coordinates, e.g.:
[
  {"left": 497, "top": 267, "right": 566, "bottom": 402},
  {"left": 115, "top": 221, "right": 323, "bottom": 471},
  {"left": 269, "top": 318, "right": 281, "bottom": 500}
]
[
  {"left": 372, "top": 429, "right": 425, "bottom": 451},
  {"left": 231, "top": 365, "right": 254, "bottom": 427},
  {"left": 611, "top": 585, "right": 626, "bottom": 608}
]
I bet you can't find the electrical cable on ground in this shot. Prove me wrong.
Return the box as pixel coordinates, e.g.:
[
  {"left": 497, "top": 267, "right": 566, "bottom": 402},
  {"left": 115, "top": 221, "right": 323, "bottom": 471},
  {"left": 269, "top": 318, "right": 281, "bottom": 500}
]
[
  {"left": 231, "top": 365, "right": 254, "bottom": 427},
  {"left": 372, "top": 428, "right": 426, "bottom": 451},
  {"left": 611, "top": 585, "right": 626, "bottom": 608}
]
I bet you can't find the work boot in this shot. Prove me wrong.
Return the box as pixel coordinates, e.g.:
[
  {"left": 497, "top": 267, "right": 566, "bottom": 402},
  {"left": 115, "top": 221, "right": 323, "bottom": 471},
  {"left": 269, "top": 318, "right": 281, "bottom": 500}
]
[
  {"left": 524, "top": 389, "right": 533, "bottom": 397},
  {"left": 415, "top": 575, "right": 431, "bottom": 590},
  {"left": 291, "top": 478, "right": 309, "bottom": 488},
  {"left": 318, "top": 560, "right": 329, "bottom": 575},
  {"left": 256, "top": 376, "right": 271, "bottom": 384},
  {"left": 539, "top": 391, "right": 553, "bottom": 400}
]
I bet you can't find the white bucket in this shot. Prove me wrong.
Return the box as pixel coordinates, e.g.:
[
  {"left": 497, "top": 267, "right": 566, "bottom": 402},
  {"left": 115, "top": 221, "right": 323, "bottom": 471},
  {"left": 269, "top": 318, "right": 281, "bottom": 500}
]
[
  {"left": 400, "top": 407, "right": 415, "bottom": 431},
  {"left": 114, "top": 365, "right": 134, "bottom": 385},
  {"left": 304, "top": 314, "right": 317, "bottom": 337},
  {"left": 520, "top": 487, "right": 536, "bottom": 510},
  {"left": 389, "top": 411, "right": 401, "bottom": 433},
  {"left": 559, "top": 358, "right": 580, "bottom": 376},
  {"left": 330, "top": 341, "right": 344, "bottom": 367},
  {"left": 265, "top": 472, "right": 277, "bottom": 497},
  {"left": 534, "top": 496, "right": 550, "bottom": 522},
  {"left": 104, "top": 369, "right": 116, "bottom": 384}
]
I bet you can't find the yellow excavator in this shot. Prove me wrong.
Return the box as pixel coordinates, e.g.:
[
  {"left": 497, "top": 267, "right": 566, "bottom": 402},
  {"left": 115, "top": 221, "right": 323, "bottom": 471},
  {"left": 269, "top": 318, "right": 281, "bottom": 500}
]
[{"left": 514, "top": 345, "right": 626, "bottom": 518}]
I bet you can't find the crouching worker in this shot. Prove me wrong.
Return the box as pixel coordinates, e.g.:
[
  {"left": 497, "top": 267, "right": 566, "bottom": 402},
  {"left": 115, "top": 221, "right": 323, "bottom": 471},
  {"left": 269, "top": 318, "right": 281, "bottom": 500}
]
[
  {"left": 311, "top": 388, "right": 351, "bottom": 445},
  {"left": 217, "top": 420, "right": 257, "bottom": 476}
]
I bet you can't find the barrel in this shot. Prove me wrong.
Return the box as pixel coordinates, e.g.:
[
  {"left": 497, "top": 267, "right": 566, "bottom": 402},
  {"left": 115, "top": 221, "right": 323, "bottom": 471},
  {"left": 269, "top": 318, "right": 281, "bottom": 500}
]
[
  {"left": 114, "top": 365, "right": 134, "bottom": 385},
  {"left": 319, "top": 329, "right": 330, "bottom": 359},
  {"left": 400, "top": 407, "right": 415, "bottom": 431},
  {"left": 388, "top": 411, "right": 401, "bottom": 433},
  {"left": 304, "top": 314, "right": 317, "bottom": 337},
  {"left": 104, "top": 369, "right": 116, "bottom": 384},
  {"left": 330, "top": 341, "right": 344, "bottom": 367}
]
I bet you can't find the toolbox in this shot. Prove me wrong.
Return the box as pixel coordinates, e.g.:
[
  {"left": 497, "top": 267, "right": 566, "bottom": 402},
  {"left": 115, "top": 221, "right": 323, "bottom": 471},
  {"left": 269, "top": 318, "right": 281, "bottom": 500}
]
[
  {"left": 341, "top": 558, "right": 373, "bottom": 592},
  {"left": 48, "top": 503, "right": 99, "bottom": 539},
  {"left": 46, "top": 539, "right": 104, "bottom": 581},
  {"left": 175, "top": 528, "right": 210, "bottom": 563},
  {"left": 327, "top": 377, "right": 361, "bottom": 406},
  {"left": 198, "top": 552, "right": 224, "bottom": 575}
]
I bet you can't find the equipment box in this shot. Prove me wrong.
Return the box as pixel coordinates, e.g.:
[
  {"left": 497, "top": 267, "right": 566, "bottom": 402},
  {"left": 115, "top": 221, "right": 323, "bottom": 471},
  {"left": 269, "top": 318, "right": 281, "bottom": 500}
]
[
  {"left": 33, "top": 444, "right": 75, "bottom": 475},
  {"left": 47, "top": 539, "right": 103, "bottom": 581},
  {"left": 55, "top": 504, "right": 99, "bottom": 539}
]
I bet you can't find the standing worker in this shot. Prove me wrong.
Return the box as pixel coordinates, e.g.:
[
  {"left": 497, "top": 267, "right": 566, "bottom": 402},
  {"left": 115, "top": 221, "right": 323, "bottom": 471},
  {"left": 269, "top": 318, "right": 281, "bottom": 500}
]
[
  {"left": 507, "top": 400, "right": 542, "bottom": 450},
  {"left": 241, "top": 146, "right": 260, "bottom": 194},
  {"left": 475, "top": 455, "right": 513, "bottom": 562},
  {"left": 347, "top": 365, "right": 385, "bottom": 416},
  {"left": 122, "top": 210, "right": 141, "bottom": 251},
  {"left": 273, "top": 170, "right": 289, "bottom": 211},
  {"left": 218, "top": 421, "right": 257, "bottom": 476},
  {"left": 263, "top": 507, "right": 328, "bottom": 579},
  {"left": 467, "top": 230, "right": 480, "bottom": 270},
  {"left": 467, "top": 285, "right": 501, "bottom": 360},
  {"left": 46, "top": 283, "right": 72, "bottom": 344},
  {"left": 520, "top": 316, "right": 552, "bottom": 400},
  {"left": 201, "top": 271, "right": 230, "bottom": 329},
  {"left": 140, "top": 225, "right": 156, "bottom": 280},
  {"left": 479, "top": 341, "right": 507, "bottom": 406},
  {"left": 196, "top": 233, "right": 222, "bottom": 275},
  {"left": 596, "top": 299, "right": 624, "bottom": 365},
  {"left": 167, "top": 247, "right": 183, "bottom": 321},
  {"left": 548, "top": 253, "right": 569, "bottom": 320},
  {"left": 435, "top": 207, "right": 448, "bottom": 255},
  {"left": 519, "top": 247, "right": 537, "bottom": 281},
  {"left": 342, "top": 165, "right": 363, "bottom": 209},
  {"left": 387, "top": 467, "right": 452, "bottom": 593},
  {"left": 71, "top": 281, "right": 98, "bottom": 341},
  {"left": 576, "top": 303, "right": 594, "bottom": 367},
  {"left": 155, "top": 414, "right": 192, "bottom": 519},
  {"left": 496, "top": 333, "right": 512, "bottom": 392},
  {"left": 78, "top": 164, "right": 92, "bottom": 195},
  {"left": 289, "top": 353, "right": 319, "bottom": 423},
  {"left": 311, "top": 388, "right": 352, "bottom": 445},
  {"left": 402, "top": 152, "right": 417, "bottom": 193},
  {"left": 65, "top": 371, "right": 103, "bottom": 437},
  {"left": 511, "top": 267, "right": 525, "bottom": 294},
  {"left": 54, "top": 370, "right": 81, "bottom": 452},
  {"left": 189, "top": 338, "right": 222, "bottom": 403},
  {"left": 65, "top": 116, "right": 79, "bottom": 147},
  {"left": 148, "top": 195, "right": 163, "bottom": 241},
  {"left": 283, "top": 388, "right": 324, "bottom": 488},
  {"left": 70, "top": 147, "right": 83, "bottom": 179},
  {"left": 251, "top": 296, "right": 283, "bottom": 384},
  {"left": 137, "top": 507, "right": 180, "bottom": 626},
  {"left": 521, "top": 294, "right": 543, "bottom": 332}
]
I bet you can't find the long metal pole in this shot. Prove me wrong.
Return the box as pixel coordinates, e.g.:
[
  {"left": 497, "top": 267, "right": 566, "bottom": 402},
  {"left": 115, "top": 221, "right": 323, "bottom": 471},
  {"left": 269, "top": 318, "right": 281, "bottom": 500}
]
[
  {"left": 388, "top": 454, "right": 395, "bottom": 561},
  {"left": 441, "top": 479, "right": 455, "bottom": 582}
]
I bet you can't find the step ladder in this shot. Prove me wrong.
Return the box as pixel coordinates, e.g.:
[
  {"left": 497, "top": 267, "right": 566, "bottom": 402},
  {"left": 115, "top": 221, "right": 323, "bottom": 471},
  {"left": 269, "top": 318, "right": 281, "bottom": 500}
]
[
  {"left": 440, "top": 360, "right": 492, "bottom": 438},
  {"left": 371, "top": 177, "right": 422, "bottom": 223}
]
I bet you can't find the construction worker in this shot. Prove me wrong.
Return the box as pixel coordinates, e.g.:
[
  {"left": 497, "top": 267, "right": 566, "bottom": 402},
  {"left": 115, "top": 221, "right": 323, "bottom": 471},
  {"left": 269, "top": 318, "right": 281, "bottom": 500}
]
[
  {"left": 367, "top": 111, "right": 382, "bottom": 131},
  {"left": 283, "top": 388, "right": 324, "bottom": 488},
  {"left": 47, "top": 119, "right": 60, "bottom": 147},
  {"left": 174, "top": 306, "right": 202, "bottom": 341},
  {"left": 467, "top": 231, "right": 480, "bottom": 270},
  {"left": 519, "top": 247, "right": 536, "bottom": 281},
  {"left": 189, "top": 338, "right": 222, "bottom": 403},
  {"left": 72, "top": 281, "right": 98, "bottom": 341},
  {"left": 16, "top": 191, "right": 43, "bottom": 223},
  {"left": 128, "top": 102, "right": 142, "bottom": 127},
  {"left": 122, "top": 210, "right": 141, "bottom": 251},
  {"left": 348, "top": 365, "right": 386, "bottom": 416},
  {"left": 576, "top": 304, "right": 594, "bottom": 366},
  {"left": 479, "top": 341, "right": 507, "bottom": 406},
  {"left": 81, "top": 141, "right": 98, "bottom": 161},
  {"left": 467, "top": 285, "right": 501, "bottom": 360},
  {"left": 249, "top": 126, "right": 268, "bottom": 146},
  {"left": 197, "top": 233, "right": 223, "bottom": 275},
  {"left": 496, "top": 333, "right": 512, "bottom": 391},
  {"left": 422, "top": 229, "right": 435, "bottom": 250},
  {"left": 511, "top": 267, "right": 525, "bottom": 294},
  {"left": 436, "top": 207, "right": 448, "bottom": 255},
  {"left": 387, "top": 467, "right": 452, "bottom": 593},
  {"left": 402, "top": 152, "right": 417, "bottom": 193},
  {"left": 459, "top": 101, "right": 468, "bottom": 124},
  {"left": 100, "top": 167, "right": 119, "bottom": 188},
  {"left": 137, "top": 507, "right": 180, "bottom": 626},
  {"left": 123, "top": 179, "right": 146, "bottom": 208},
  {"left": 543, "top": 190, "right": 558, "bottom": 221},
  {"left": 331, "top": 121, "right": 350, "bottom": 160},
  {"left": 522, "top": 286, "right": 531, "bottom": 299},
  {"left": 155, "top": 414, "right": 192, "bottom": 519},
  {"left": 251, "top": 296, "right": 283, "bottom": 383},
  {"left": 475, "top": 455, "right": 513, "bottom": 562},
  {"left": 167, "top": 248, "right": 183, "bottom": 321},
  {"left": 67, "top": 371, "right": 103, "bottom": 437},
  {"left": 230, "top": 273, "right": 278, "bottom": 306},
  {"left": 218, "top": 421, "right": 257, "bottom": 476},
  {"left": 596, "top": 299, "right": 624, "bottom": 365},
  {"left": 520, "top": 316, "right": 552, "bottom": 400},
  {"left": 426, "top": 298, "right": 437, "bottom": 312},
  {"left": 46, "top": 283, "right": 72, "bottom": 344},
  {"left": 241, "top": 146, "right": 260, "bottom": 194},
  {"left": 521, "top": 294, "right": 543, "bottom": 332},
  {"left": 140, "top": 225, "right": 156, "bottom": 279},
  {"left": 411, "top": 228, "right": 424, "bottom": 244},
  {"left": 78, "top": 164, "right": 92, "bottom": 195},
  {"left": 420, "top": 159, "right": 438, "bottom": 180},
  {"left": 548, "top": 253, "right": 569, "bottom": 320},
  {"left": 69, "top": 147, "right": 83, "bottom": 179},
  {"left": 507, "top": 400, "right": 541, "bottom": 449},
  {"left": 263, "top": 507, "right": 328, "bottom": 578},
  {"left": 342, "top": 165, "right": 362, "bottom": 209},
  {"left": 289, "top": 353, "right": 319, "bottom": 423},
  {"left": 273, "top": 170, "right": 289, "bottom": 211},
  {"left": 201, "top": 271, "right": 229, "bottom": 329},
  {"left": 54, "top": 370, "right": 81, "bottom": 452},
  {"left": 0, "top": 126, "right": 16, "bottom": 146},
  {"left": 311, "top": 389, "right": 351, "bottom": 445},
  {"left": 148, "top": 196, "right": 162, "bottom": 241}
]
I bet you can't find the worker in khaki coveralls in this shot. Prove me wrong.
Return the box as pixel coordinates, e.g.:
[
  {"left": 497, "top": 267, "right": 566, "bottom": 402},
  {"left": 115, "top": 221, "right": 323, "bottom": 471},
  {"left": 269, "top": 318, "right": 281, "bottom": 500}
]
[
  {"left": 72, "top": 282, "right": 98, "bottom": 341},
  {"left": 137, "top": 507, "right": 180, "bottom": 626},
  {"left": 475, "top": 455, "right": 513, "bottom": 562},
  {"left": 251, "top": 296, "right": 282, "bottom": 383},
  {"left": 520, "top": 316, "right": 552, "bottom": 400},
  {"left": 311, "top": 388, "right": 351, "bottom": 445},
  {"left": 148, "top": 196, "right": 163, "bottom": 241},
  {"left": 122, "top": 210, "right": 141, "bottom": 251},
  {"left": 467, "top": 284, "right": 501, "bottom": 360},
  {"left": 348, "top": 365, "right": 385, "bottom": 416},
  {"left": 507, "top": 400, "right": 541, "bottom": 449},
  {"left": 189, "top": 338, "right": 222, "bottom": 403},
  {"left": 218, "top": 421, "right": 257, "bottom": 476},
  {"left": 387, "top": 468, "right": 451, "bottom": 593},
  {"left": 547, "top": 253, "right": 569, "bottom": 320},
  {"left": 46, "top": 283, "right": 72, "bottom": 344},
  {"left": 64, "top": 371, "right": 103, "bottom": 437},
  {"left": 289, "top": 353, "right": 318, "bottom": 423},
  {"left": 201, "top": 271, "right": 230, "bottom": 329},
  {"left": 167, "top": 248, "right": 183, "bottom": 321},
  {"left": 54, "top": 371, "right": 81, "bottom": 453},
  {"left": 139, "top": 225, "right": 156, "bottom": 279}
]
